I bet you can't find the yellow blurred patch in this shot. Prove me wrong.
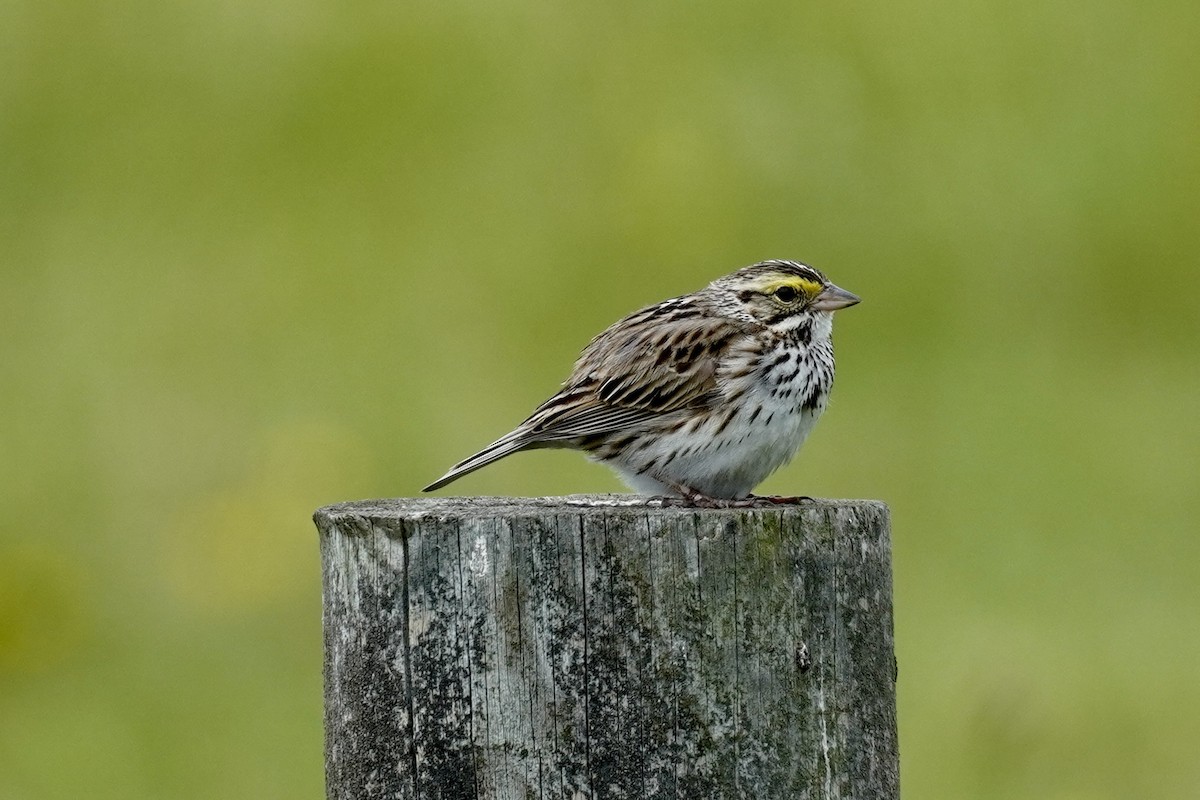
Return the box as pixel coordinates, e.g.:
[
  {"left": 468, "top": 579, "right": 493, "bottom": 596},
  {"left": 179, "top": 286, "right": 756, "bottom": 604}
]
[
  {"left": 0, "top": 544, "right": 90, "bottom": 675},
  {"left": 161, "top": 418, "right": 374, "bottom": 614}
]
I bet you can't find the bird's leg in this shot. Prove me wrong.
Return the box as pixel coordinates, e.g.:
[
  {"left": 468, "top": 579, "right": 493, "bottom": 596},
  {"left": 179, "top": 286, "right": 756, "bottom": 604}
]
[
  {"left": 680, "top": 484, "right": 726, "bottom": 508},
  {"left": 646, "top": 489, "right": 816, "bottom": 508},
  {"left": 643, "top": 480, "right": 719, "bottom": 507},
  {"left": 645, "top": 488, "right": 725, "bottom": 508},
  {"left": 647, "top": 481, "right": 783, "bottom": 509}
]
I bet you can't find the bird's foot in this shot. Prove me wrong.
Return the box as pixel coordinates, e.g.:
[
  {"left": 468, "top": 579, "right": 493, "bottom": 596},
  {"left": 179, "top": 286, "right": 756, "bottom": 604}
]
[
  {"left": 645, "top": 493, "right": 725, "bottom": 508},
  {"left": 645, "top": 487, "right": 813, "bottom": 509}
]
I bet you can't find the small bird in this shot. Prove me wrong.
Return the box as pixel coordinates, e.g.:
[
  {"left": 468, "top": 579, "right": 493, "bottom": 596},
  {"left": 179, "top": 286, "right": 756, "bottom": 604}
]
[{"left": 424, "top": 259, "right": 860, "bottom": 505}]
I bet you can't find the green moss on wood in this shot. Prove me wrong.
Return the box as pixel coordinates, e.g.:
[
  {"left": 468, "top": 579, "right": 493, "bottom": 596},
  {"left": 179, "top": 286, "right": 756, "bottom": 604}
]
[{"left": 316, "top": 496, "right": 897, "bottom": 800}]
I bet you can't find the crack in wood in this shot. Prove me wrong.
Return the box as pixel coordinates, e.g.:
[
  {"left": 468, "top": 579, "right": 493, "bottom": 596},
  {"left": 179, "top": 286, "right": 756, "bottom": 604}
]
[{"left": 316, "top": 496, "right": 898, "bottom": 800}]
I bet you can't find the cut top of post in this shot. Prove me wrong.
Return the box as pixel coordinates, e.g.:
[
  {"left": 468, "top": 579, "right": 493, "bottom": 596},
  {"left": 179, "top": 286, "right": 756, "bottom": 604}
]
[{"left": 315, "top": 494, "right": 888, "bottom": 526}]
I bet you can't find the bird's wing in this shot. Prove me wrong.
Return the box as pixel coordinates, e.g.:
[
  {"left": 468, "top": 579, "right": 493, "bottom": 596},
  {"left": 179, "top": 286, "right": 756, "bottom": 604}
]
[
  {"left": 522, "top": 297, "right": 752, "bottom": 440},
  {"left": 423, "top": 297, "right": 752, "bottom": 492}
]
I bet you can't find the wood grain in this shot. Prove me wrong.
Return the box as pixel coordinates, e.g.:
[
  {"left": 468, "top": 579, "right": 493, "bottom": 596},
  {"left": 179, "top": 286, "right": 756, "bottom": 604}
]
[{"left": 315, "top": 496, "right": 898, "bottom": 800}]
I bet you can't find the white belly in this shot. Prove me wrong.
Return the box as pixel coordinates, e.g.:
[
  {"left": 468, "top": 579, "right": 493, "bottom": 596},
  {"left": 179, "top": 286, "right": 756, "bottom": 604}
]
[{"left": 605, "top": 387, "right": 828, "bottom": 499}]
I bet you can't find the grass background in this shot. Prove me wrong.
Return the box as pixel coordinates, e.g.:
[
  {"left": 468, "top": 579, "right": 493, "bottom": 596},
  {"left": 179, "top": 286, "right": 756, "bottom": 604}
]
[{"left": 2, "top": 1, "right": 1198, "bottom": 797}]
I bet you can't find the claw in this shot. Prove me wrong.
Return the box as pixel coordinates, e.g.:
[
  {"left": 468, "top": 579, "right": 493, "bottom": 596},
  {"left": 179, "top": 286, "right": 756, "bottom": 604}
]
[
  {"left": 647, "top": 487, "right": 814, "bottom": 509},
  {"left": 643, "top": 483, "right": 815, "bottom": 509}
]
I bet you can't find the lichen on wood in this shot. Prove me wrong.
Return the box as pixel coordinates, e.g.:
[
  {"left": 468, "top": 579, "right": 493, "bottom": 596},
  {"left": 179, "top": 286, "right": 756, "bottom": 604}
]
[{"left": 316, "top": 496, "right": 898, "bottom": 800}]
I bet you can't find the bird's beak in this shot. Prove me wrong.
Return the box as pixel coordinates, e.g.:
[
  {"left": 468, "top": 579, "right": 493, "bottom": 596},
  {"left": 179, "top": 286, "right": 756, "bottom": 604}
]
[{"left": 812, "top": 283, "right": 861, "bottom": 311}]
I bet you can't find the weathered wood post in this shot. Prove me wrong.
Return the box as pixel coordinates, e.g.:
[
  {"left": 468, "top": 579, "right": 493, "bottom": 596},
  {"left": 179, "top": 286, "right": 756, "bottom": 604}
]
[{"left": 314, "top": 496, "right": 898, "bottom": 800}]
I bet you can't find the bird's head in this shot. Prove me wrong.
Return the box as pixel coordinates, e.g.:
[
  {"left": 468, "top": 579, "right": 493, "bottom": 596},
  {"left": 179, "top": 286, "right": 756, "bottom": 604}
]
[{"left": 712, "top": 259, "right": 860, "bottom": 330}]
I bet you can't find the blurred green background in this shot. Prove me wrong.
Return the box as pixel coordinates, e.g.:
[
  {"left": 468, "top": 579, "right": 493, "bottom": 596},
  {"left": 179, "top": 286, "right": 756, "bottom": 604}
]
[{"left": 2, "top": 1, "right": 1197, "bottom": 797}]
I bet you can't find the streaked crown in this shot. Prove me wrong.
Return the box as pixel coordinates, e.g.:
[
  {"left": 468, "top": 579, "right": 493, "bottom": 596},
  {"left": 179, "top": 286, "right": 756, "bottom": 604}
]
[
  {"left": 711, "top": 259, "right": 831, "bottom": 324},
  {"left": 720, "top": 259, "right": 826, "bottom": 294}
]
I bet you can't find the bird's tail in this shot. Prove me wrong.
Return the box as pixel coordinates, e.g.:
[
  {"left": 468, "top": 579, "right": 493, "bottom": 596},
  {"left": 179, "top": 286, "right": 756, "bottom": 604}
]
[{"left": 422, "top": 428, "right": 537, "bottom": 492}]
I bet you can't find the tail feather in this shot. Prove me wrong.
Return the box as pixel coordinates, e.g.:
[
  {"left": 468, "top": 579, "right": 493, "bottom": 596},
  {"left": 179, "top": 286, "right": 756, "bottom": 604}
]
[{"left": 422, "top": 429, "right": 535, "bottom": 492}]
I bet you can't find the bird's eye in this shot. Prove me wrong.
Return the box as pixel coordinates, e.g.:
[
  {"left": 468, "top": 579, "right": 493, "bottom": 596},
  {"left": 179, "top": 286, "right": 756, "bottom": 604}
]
[{"left": 773, "top": 285, "right": 799, "bottom": 303}]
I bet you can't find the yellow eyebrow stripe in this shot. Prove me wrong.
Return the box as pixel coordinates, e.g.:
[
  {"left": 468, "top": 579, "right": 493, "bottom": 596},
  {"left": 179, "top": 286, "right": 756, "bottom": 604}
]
[{"left": 758, "top": 277, "right": 824, "bottom": 297}]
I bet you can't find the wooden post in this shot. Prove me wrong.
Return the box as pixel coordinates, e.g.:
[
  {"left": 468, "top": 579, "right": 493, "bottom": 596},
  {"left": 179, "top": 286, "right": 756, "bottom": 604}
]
[{"left": 314, "top": 496, "right": 898, "bottom": 800}]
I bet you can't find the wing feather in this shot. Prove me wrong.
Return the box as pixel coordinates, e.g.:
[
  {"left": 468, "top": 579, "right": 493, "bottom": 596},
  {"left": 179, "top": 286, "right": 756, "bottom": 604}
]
[
  {"left": 423, "top": 296, "right": 753, "bottom": 492},
  {"left": 521, "top": 298, "right": 751, "bottom": 441}
]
